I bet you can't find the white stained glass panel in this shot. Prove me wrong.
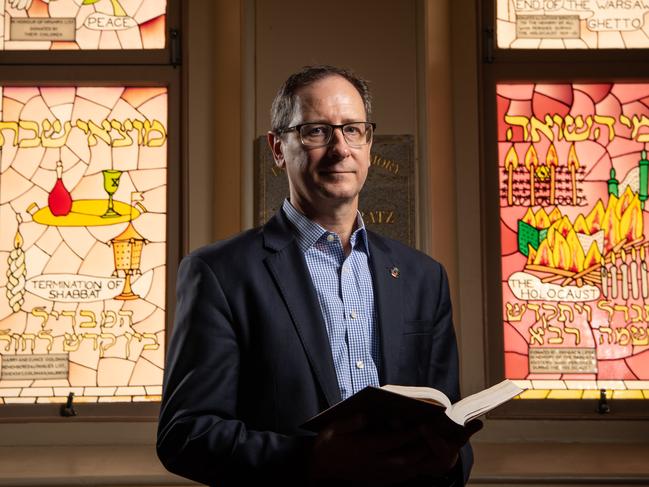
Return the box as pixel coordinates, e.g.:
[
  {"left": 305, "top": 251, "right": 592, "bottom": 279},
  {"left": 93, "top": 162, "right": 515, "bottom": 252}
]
[
  {"left": 0, "top": 0, "right": 166, "bottom": 50},
  {"left": 498, "top": 0, "right": 649, "bottom": 49},
  {"left": 0, "top": 86, "right": 167, "bottom": 404}
]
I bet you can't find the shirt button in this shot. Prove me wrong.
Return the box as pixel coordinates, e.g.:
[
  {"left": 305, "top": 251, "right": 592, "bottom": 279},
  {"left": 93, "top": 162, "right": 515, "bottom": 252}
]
[
  {"left": 356, "top": 360, "right": 364, "bottom": 369},
  {"left": 326, "top": 234, "right": 335, "bottom": 242},
  {"left": 350, "top": 310, "right": 357, "bottom": 319}
]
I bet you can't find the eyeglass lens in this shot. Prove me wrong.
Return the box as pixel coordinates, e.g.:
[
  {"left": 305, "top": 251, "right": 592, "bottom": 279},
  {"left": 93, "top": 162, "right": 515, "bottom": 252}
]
[{"left": 299, "top": 123, "right": 373, "bottom": 147}]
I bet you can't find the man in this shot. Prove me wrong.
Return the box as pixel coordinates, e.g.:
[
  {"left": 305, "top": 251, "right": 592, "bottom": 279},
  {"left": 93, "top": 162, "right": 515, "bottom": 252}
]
[{"left": 157, "top": 65, "right": 480, "bottom": 486}]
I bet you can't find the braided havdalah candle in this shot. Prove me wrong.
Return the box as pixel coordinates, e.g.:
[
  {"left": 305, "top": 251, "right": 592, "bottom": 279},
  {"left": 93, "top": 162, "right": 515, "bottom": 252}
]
[{"left": 6, "top": 214, "right": 26, "bottom": 313}]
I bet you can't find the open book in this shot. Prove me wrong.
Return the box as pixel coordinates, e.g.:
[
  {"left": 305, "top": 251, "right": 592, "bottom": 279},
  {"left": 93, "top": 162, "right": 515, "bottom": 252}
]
[{"left": 301, "top": 379, "right": 524, "bottom": 432}]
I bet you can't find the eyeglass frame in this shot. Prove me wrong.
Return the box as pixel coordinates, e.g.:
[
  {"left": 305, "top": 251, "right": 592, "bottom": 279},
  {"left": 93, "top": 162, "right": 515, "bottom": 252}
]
[{"left": 276, "top": 121, "right": 377, "bottom": 148}]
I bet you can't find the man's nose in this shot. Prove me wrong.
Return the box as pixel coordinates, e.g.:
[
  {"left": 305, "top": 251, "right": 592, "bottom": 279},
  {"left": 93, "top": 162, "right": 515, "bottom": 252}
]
[{"left": 328, "top": 127, "right": 350, "bottom": 156}]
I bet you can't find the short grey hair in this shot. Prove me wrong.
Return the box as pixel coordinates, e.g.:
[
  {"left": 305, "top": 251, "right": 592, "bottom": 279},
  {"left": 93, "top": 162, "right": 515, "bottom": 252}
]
[{"left": 270, "top": 65, "right": 372, "bottom": 133}]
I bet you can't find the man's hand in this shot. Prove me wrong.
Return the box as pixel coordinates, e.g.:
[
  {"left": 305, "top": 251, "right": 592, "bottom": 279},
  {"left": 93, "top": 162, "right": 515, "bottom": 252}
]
[{"left": 308, "top": 415, "right": 483, "bottom": 486}]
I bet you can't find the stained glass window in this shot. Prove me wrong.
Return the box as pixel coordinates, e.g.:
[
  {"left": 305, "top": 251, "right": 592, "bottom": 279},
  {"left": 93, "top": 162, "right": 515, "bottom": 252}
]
[
  {"left": 0, "top": 0, "right": 166, "bottom": 50},
  {"left": 498, "top": 82, "right": 649, "bottom": 399},
  {"left": 0, "top": 86, "right": 167, "bottom": 404},
  {"left": 497, "top": 0, "right": 649, "bottom": 49}
]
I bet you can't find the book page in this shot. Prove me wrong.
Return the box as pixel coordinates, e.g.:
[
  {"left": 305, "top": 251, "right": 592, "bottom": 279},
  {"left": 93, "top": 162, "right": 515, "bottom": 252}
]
[
  {"left": 380, "top": 385, "right": 452, "bottom": 409},
  {"left": 447, "top": 380, "right": 523, "bottom": 425}
]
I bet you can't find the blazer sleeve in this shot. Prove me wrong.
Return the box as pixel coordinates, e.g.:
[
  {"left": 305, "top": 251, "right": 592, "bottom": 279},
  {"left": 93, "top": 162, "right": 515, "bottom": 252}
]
[{"left": 156, "top": 254, "right": 313, "bottom": 486}]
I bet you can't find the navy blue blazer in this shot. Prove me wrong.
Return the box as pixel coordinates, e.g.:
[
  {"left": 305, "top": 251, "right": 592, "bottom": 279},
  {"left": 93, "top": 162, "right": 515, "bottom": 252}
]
[{"left": 157, "top": 210, "right": 473, "bottom": 486}]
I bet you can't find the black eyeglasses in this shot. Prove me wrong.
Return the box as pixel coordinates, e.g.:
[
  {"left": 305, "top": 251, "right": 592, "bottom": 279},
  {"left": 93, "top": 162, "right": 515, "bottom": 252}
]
[{"left": 278, "top": 122, "right": 376, "bottom": 148}]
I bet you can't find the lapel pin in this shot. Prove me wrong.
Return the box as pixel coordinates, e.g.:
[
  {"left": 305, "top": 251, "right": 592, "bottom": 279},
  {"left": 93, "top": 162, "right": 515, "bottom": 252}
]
[{"left": 390, "top": 266, "right": 400, "bottom": 279}]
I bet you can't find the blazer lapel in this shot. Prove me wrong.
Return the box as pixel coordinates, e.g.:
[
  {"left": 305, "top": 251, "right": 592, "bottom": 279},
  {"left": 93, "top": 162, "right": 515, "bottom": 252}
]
[
  {"left": 368, "top": 232, "right": 403, "bottom": 385},
  {"left": 263, "top": 212, "right": 342, "bottom": 407}
]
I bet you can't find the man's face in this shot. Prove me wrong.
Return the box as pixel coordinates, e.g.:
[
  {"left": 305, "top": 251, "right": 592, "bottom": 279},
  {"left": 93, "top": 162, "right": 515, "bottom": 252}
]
[{"left": 269, "top": 75, "right": 371, "bottom": 214}]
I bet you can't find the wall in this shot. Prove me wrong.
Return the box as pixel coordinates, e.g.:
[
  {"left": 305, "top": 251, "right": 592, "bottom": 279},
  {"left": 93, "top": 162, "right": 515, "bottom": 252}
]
[{"left": 254, "top": 0, "right": 419, "bottom": 137}]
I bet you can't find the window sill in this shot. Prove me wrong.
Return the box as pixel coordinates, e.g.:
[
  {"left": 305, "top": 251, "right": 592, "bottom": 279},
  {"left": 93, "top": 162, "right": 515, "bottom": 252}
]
[
  {"left": 0, "top": 445, "right": 197, "bottom": 487},
  {"left": 471, "top": 442, "right": 649, "bottom": 485}
]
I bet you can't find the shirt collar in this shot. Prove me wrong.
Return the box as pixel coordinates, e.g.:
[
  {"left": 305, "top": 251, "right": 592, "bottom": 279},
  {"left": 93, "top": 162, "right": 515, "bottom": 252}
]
[{"left": 282, "top": 199, "right": 370, "bottom": 255}]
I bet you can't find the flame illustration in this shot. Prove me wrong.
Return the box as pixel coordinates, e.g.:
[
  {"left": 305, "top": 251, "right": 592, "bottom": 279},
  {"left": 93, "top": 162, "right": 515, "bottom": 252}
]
[
  {"left": 555, "top": 215, "right": 573, "bottom": 238},
  {"left": 573, "top": 214, "right": 589, "bottom": 234},
  {"left": 536, "top": 209, "right": 551, "bottom": 228},
  {"left": 546, "top": 225, "right": 556, "bottom": 248},
  {"left": 616, "top": 186, "right": 636, "bottom": 220},
  {"left": 524, "top": 189, "right": 644, "bottom": 272},
  {"left": 585, "top": 199, "right": 605, "bottom": 233},
  {"left": 522, "top": 207, "right": 535, "bottom": 225},
  {"left": 552, "top": 232, "right": 573, "bottom": 272},
  {"left": 548, "top": 207, "right": 562, "bottom": 224},
  {"left": 521, "top": 207, "right": 553, "bottom": 228},
  {"left": 601, "top": 197, "right": 620, "bottom": 253},
  {"left": 546, "top": 143, "right": 558, "bottom": 167},
  {"left": 619, "top": 192, "right": 643, "bottom": 242},
  {"left": 524, "top": 145, "right": 539, "bottom": 170},
  {"left": 567, "top": 142, "right": 580, "bottom": 169},
  {"left": 14, "top": 226, "right": 23, "bottom": 249},
  {"left": 584, "top": 241, "right": 603, "bottom": 268},
  {"left": 566, "top": 230, "right": 585, "bottom": 272},
  {"left": 532, "top": 239, "right": 555, "bottom": 267},
  {"left": 505, "top": 146, "right": 519, "bottom": 170}
]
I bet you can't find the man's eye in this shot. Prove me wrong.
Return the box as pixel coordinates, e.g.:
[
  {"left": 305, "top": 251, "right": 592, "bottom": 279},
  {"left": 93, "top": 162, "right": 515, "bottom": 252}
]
[
  {"left": 304, "top": 125, "right": 327, "bottom": 137},
  {"left": 343, "top": 125, "right": 362, "bottom": 135}
]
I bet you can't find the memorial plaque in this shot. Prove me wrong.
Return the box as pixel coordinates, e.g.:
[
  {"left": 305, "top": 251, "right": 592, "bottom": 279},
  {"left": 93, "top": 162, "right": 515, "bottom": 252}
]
[
  {"left": 516, "top": 15, "right": 580, "bottom": 40},
  {"left": 254, "top": 135, "right": 415, "bottom": 246},
  {"left": 9, "top": 18, "right": 75, "bottom": 42},
  {"left": 1, "top": 354, "right": 68, "bottom": 380},
  {"left": 529, "top": 348, "right": 597, "bottom": 374}
]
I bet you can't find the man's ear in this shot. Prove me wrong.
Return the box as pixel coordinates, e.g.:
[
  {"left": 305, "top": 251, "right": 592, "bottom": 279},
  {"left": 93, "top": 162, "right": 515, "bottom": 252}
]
[{"left": 267, "top": 131, "right": 285, "bottom": 168}]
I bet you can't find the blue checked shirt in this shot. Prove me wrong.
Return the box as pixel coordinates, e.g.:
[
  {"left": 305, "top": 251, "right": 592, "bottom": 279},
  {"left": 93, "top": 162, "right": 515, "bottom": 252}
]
[{"left": 283, "top": 199, "right": 380, "bottom": 400}]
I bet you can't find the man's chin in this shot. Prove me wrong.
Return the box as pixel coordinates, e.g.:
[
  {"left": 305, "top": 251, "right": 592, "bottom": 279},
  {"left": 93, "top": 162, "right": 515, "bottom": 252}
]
[{"left": 317, "top": 186, "right": 361, "bottom": 203}]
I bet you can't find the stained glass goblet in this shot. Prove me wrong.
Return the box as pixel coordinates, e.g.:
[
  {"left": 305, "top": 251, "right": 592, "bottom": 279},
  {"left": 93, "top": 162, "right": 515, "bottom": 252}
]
[{"left": 102, "top": 169, "right": 122, "bottom": 218}]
